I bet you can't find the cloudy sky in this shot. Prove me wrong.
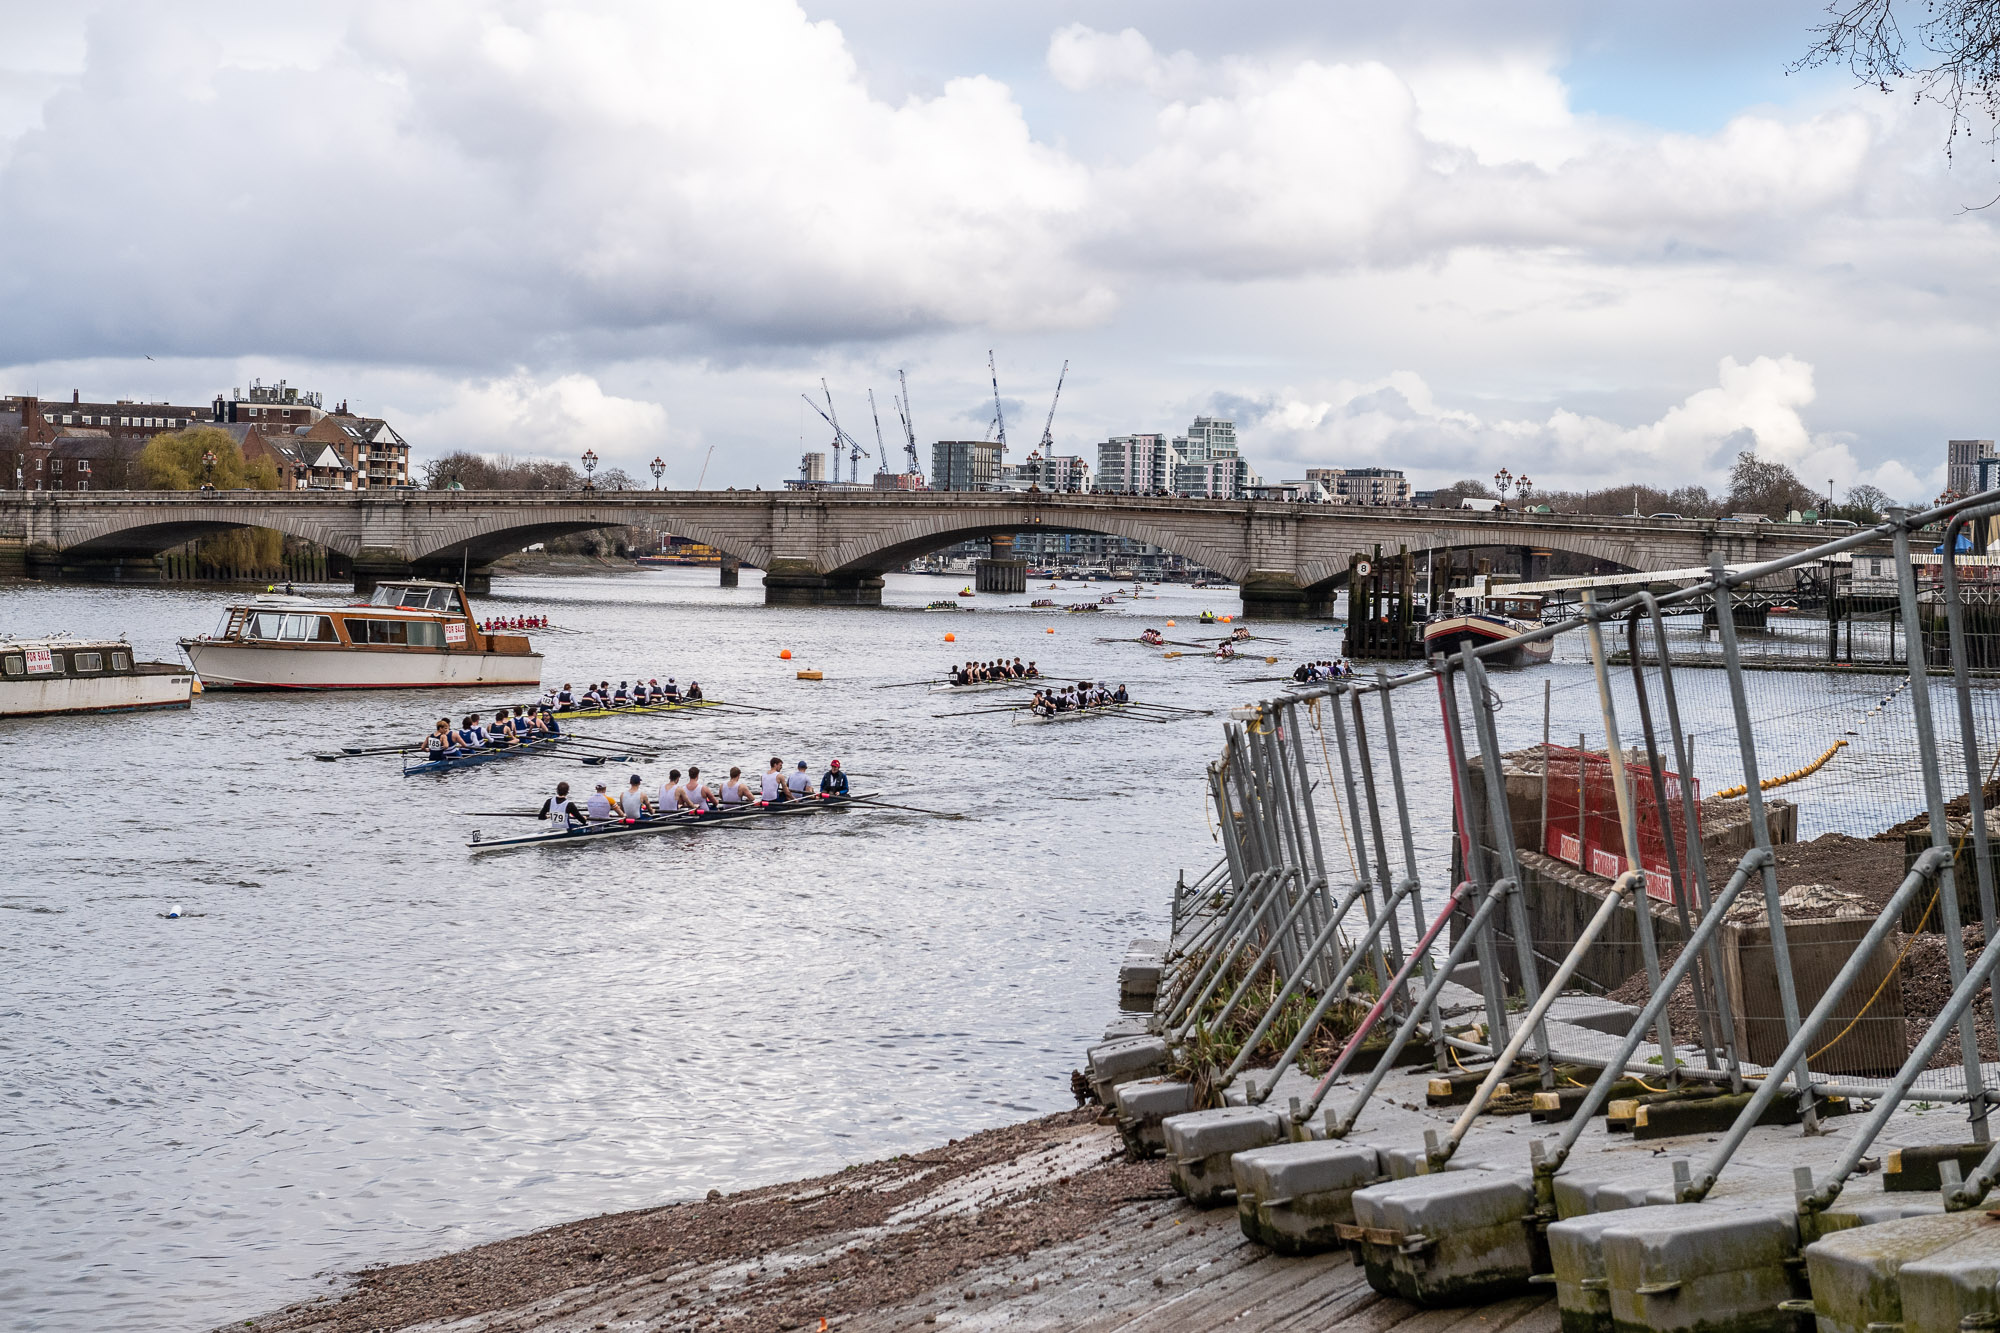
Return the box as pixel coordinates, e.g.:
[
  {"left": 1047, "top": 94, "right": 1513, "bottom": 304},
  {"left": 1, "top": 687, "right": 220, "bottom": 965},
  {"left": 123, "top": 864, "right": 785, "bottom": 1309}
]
[{"left": 1, "top": 1, "right": 1993, "bottom": 499}]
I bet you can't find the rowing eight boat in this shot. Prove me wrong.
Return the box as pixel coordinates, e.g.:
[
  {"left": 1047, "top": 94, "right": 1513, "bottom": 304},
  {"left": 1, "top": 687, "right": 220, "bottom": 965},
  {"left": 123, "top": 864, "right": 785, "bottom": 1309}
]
[
  {"left": 537, "top": 697, "right": 723, "bottom": 722},
  {"left": 929, "top": 678, "right": 1036, "bottom": 694},
  {"left": 1012, "top": 703, "right": 1129, "bottom": 725},
  {"left": 467, "top": 791, "right": 869, "bottom": 852},
  {"left": 405, "top": 735, "right": 574, "bottom": 776}
]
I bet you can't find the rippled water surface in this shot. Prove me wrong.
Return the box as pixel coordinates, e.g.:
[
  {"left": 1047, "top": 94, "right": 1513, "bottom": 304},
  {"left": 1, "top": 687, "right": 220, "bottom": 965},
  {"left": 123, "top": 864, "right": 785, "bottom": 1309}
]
[{"left": 0, "top": 569, "right": 1954, "bottom": 1332}]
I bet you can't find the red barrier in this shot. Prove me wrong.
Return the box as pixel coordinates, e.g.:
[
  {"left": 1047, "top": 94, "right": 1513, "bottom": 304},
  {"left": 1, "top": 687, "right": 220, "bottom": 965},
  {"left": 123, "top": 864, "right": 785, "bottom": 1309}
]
[{"left": 1541, "top": 745, "right": 1700, "bottom": 902}]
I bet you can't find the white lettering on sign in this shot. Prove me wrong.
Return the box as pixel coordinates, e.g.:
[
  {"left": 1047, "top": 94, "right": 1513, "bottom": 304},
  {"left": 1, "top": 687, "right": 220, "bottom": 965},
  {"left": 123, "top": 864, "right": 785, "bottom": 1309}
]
[
  {"left": 443, "top": 622, "right": 466, "bottom": 645},
  {"left": 25, "top": 648, "right": 53, "bottom": 674}
]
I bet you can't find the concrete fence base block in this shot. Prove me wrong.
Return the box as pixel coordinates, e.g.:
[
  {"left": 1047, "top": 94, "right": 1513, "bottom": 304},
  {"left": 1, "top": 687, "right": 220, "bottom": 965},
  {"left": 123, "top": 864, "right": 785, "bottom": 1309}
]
[
  {"left": 1898, "top": 1214, "right": 2000, "bottom": 1333},
  {"left": 1349, "top": 1169, "right": 1543, "bottom": 1306},
  {"left": 1549, "top": 1203, "right": 1703, "bottom": 1333},
  {"left": 1601, "top": 1203, "right": 1801, "bottom": 1333},
  {"left": 1383, "top": 1145, "right": 1488, "bottom": 1180},
  {"left": 1232, "top": 1141, "right": 1386, "bottom": 1256},
  {"left": 1086, "top": 1035, "right": 1169, "bottom": 1104},
  {"left": 1112, "top": 1078, "right": 1195, "bottom": 1158},
  {"left": 1545, "top": 994, "right": 1641, "bottom": 1037},
  {"left": 1162, "top": 1106, "right": 1286, "bottom": 1208},
  {"left": 1100, "top": 1015, "right": 1151, "bottom": 1042},
  {"left": 1803, "top": 1210, "right": 1986, "bottom": 1333}
]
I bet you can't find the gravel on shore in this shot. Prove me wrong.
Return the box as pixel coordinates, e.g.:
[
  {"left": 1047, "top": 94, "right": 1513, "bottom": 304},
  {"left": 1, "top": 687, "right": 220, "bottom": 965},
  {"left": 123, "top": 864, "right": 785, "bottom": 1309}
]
[{"left": 230, "top": 1109, "right": 1170, "bottom": 1333}]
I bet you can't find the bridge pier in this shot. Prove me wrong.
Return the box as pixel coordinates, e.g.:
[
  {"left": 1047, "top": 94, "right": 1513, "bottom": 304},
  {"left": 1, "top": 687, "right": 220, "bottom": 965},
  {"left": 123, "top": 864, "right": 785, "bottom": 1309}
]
[
  {"left": 975, "top": 534, "right": 1027, "bottom": 594},
  {"left": 719, "top": 557, "right": 740, "bottom": 588},
  {"left": 760, "top": 558, "right": 884, "bottom": 607},
  {"left": 1239, "top": 570, "right": 1340, "bottom": 621}
]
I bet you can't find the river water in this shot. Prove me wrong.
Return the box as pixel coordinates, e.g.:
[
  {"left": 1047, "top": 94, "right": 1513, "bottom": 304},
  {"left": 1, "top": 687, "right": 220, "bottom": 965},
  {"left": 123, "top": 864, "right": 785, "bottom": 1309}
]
[{"left": 0, "top": 569, "right": 1951, "bottom": 1331}]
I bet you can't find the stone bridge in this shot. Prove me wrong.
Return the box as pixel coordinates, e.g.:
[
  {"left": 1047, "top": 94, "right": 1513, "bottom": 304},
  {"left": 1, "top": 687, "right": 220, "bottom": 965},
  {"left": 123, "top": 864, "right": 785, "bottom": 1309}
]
[{"left": 0, "top": 490, "right": 1832, "bottom": 617}]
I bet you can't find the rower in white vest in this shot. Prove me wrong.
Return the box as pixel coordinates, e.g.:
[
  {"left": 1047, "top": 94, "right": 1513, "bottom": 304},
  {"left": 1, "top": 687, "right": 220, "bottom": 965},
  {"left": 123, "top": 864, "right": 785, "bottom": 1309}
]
[
  {"left": 658, "top": 768, "right": 684, "bottom": 812},
  {"left": 761, "top": 757, "right": 786, "bottom": 803},
  {"left": 787, "top": 760, "right": 814, "bottom": 798},
  {"left": 679, "top": 766, "right": 713, "bottom": 811},
  {"left": 620, "top": 774, "right": 651, "bottom": 818},
  {"left": 718, "top": 766, "right": 753, "bottom": 806},
  {"left": 585, "top": 781, "right": 616, "bottom": 821}
]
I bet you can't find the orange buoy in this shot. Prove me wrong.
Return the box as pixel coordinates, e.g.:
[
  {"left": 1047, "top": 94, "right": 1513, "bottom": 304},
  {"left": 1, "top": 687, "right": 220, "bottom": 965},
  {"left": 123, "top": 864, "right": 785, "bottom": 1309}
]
[
  {"left": 779, "top": 649, "right": 792, "bottom": 659},
  {"left": 1046, "top": 627, "right": 1054, "bottom": 633},
  {"left": 944, "top": 633, "right": 956, "bottom": 642},
  {"left": 1166, "top": 619, "right": 1176, "bottom": 627},
  {"left": 1222, "top": 615, "right": 1233, "bottom": 623}
]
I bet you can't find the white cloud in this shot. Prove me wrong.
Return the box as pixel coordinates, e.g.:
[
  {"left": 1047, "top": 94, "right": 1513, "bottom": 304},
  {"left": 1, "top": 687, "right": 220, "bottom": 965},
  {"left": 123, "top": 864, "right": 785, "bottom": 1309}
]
[
  {"left": 398, "top": 371, "right": 670, "bottom": 464},
  {"left": 1242, "top": 355, "right": 1932, "bottom": 501},
  {"left": 1045, "top": 24, "right": 1202, "bottom": 99},
  {"left": 0, "top": 7, "right": 1991, "bottom": 492}
]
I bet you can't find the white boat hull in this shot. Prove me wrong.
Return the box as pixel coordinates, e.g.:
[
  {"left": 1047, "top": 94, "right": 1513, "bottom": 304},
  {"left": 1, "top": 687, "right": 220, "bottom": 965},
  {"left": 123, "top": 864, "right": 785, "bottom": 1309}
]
[
  {"left": 1, "top": 668, "right": 194, "bottom": 717},
  {"left": 184, "top": 641, "right": 543, "bottom": 690}
]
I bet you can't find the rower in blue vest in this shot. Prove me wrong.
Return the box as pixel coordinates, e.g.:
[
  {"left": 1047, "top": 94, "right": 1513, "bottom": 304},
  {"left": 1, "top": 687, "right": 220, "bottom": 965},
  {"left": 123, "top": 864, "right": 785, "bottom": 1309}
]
[
  {"left": 613, "top": 681, "right": 630, "bottom": 705},
  {"left": 820, "top": 759, "right": 848, "bottom": 796},
  {"left": 540, "top": 705, "right": 563, "bottom": 737},
  {"left": 423, "top": 718, "right": 453, "bottom": 757},
  {"left": 663, "top": 677, "right": 680, "bottom": 701}
]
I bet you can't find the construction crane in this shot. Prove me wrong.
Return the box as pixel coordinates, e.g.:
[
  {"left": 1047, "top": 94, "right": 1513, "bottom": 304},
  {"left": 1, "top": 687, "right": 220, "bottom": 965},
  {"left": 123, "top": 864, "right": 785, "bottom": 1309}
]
[
  {"left": 1037, "top": 359, "right": 1068, "bottom": 456},
  {"left": 800, "top": 383, "right": 868, "bottom": 483},
  {"left": 868, "top": 388, "right": 888, "bottom": 482},
  {"left": 896, "top": 368, "right": 922, "bottom": 484},
  {"left": 988, "top": 350, "right": 1008, "bottom": 463}
]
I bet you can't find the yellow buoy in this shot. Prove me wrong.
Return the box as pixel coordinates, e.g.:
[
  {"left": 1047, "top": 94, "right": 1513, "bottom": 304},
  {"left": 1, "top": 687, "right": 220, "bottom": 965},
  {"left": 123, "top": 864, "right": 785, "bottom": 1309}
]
[{"left": 796, "top": 669, "right": 824, "bottom": 681}]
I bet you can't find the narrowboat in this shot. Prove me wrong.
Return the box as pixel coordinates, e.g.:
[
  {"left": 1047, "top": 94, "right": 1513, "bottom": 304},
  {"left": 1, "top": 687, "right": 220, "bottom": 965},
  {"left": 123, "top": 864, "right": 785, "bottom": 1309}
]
[
  {"left": 180, "top": 580, "right": 543, "bottom": 690},
  {"left": 1, "top": 637, "right": 195, "bottom": 716}
]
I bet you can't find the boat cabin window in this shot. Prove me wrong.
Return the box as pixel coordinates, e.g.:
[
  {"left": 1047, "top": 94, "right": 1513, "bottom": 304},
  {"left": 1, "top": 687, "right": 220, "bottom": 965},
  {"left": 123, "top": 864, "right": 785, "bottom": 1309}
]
[
  {"left": 370, "top": 585, "right": 456, "bottom": 611},
  {"left": 2, "top": 655, "right": 21, "bottom": 677},
  {"left": 248, "top": 612, "right": 288, "bottom": 639},
  {"left": 73, "top": 652, "right": 103, "bottom": 672},
  {"left": 278, "top": 614, "right": 338, "bottom": 642},
  {"left": 351, "top": 619, "right": 410, "bottom": 645},
  {"left": 406, "top": 621, "right": 444, "bottom": 647},
  {"left": 111, "top": 651, "right": 131, "bottom": 670}
]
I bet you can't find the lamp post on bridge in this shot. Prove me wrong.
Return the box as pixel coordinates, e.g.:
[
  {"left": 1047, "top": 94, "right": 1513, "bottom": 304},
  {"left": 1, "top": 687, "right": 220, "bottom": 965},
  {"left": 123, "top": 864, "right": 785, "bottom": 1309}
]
[
  {"left": 650, "top": 456, "right": 664, "bottom": 490},
  {"left": 201, "top": 450, "right": 217, "bottom": 492},
  {"left": 581, "top": 449, "right": 598, "bottom": 491},
  {"left": 1493, "top": 468, "right": 1513, "bottom": 511}
]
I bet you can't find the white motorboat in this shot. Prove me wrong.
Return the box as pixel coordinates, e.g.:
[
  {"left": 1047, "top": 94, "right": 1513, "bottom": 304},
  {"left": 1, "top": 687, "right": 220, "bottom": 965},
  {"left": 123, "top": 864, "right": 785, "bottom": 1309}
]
[{"left": 180, "top": 580, "right": 543, "bottom": 690}]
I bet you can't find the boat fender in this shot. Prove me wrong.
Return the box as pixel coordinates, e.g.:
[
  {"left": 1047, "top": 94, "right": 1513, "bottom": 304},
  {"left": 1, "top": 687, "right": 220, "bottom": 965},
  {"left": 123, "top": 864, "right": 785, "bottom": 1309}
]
[{"left": 166, "top": 903, "right": 183, "bottom": 919}]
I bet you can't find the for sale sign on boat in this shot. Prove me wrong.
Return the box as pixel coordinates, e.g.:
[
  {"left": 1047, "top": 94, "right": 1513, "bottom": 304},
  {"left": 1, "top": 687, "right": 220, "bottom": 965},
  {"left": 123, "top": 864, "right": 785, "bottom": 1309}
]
[
  {"left": 444, "top": 623, "right": 466, "bottom": 645},
  {"left": 24, "top": 648, "right": 53, "bottom": 674}
]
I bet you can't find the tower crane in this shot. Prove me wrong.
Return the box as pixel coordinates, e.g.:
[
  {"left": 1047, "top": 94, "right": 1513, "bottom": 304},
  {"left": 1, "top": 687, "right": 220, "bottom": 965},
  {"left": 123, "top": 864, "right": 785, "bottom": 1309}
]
[
  {"left": 988, "top": 350, "right": 1008, "bottom": 464},
  {"left": 868, "top": 388, "right": 889, "bottom": 482},
  {"left": 825, "top": 380, "right": 868, "bottom": 483},
  {"left": 896, "top": 368, "right": 922, "bottom": 484},
  {"left": 1037, "top": 359, "right": 1068, "bottom": 456},
  {"left": 799, "top": 383, "right": 868, "bottom": 483}
]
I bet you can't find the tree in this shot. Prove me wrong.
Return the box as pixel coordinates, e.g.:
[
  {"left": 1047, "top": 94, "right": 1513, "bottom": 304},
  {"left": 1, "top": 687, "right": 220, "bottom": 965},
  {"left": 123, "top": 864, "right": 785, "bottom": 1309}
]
[
  {"left": 137, "top": 426, "right": 279, "bottom": 491},
  {"left": 1726, "top": 451, "right": 1821, "bottom": 518},
  {"left": 136, "top": 426, "right": 284, "bottom": 572},
  {"left": 1430, "top": 477, "right": 1496, "bottom": 508},
  {"left": 1831, "top": 482, "right": 1895, "bottom": 522},
  {"left": 1798, "top": 1, "right": 2000, "bottom": 163},
  {"left": 420, "top": 450, "right": 581, "bottom": 491},
  {"left": 595, "top": 466, "right": 636, "bottom": 492}
]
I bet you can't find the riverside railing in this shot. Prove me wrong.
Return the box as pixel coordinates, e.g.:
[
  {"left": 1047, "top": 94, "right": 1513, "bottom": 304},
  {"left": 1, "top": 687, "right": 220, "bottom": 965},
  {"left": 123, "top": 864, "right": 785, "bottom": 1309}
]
[{"left": 1152, "top": 491, "right": 2000, "bottom": 1208}]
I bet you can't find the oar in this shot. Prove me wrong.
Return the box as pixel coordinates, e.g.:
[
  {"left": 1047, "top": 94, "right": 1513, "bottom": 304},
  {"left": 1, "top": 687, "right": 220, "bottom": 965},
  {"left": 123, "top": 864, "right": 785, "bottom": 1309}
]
[
  {"left": 336, "top": 744, "right": 413, "bottom": 756},
  {"left": 453, "top": 809, "right": 547, "bottom": 818},
  {"left": 843, "top": 795, "right": 966, "bottom": 818},
  {"left": 874, "top": 679, "right": 945, "bottom": 690}
]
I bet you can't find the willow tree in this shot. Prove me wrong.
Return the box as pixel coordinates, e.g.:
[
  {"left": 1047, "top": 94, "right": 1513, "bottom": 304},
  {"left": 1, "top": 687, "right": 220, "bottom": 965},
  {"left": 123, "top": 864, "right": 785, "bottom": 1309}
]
[{"left": 138, "top": 426, "right": 287, "bottom": 574}]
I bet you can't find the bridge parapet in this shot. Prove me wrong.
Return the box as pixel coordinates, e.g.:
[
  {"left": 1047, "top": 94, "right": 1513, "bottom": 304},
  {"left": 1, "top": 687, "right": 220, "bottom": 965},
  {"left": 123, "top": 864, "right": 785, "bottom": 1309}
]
[{"left": 0, "top": 490, "right": 1835, "bottom": 618}]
